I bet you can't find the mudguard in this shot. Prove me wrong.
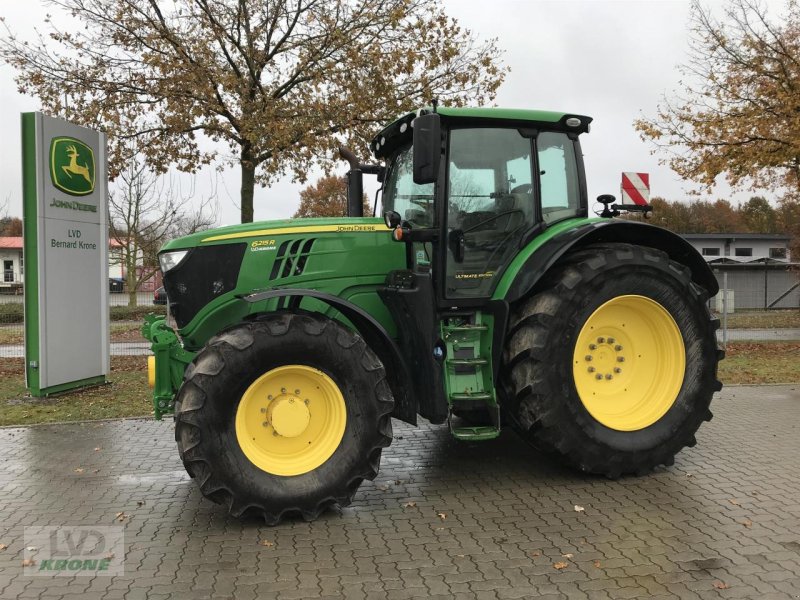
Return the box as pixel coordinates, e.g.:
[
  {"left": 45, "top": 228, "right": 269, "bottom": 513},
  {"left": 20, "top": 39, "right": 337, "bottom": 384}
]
[
  {"left": 499, "top": 220, "right": 718, "bottom": 304},
  {"left": 242, "top": 288, "right": 416, "bottom": 425}
]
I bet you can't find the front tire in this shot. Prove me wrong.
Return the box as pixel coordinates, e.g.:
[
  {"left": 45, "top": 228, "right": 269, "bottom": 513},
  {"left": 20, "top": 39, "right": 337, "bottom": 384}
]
[
  {"left": 174, "top": 312, "right": 393, "bottom": 524},
  {"left": 503, "top": 243, "right": 722, "bottom": 477}
]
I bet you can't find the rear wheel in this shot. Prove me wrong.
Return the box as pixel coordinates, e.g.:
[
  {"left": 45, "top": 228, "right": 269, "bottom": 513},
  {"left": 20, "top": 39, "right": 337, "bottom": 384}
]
[
  {"left": 174, "top": 312, "right": 393, "bottom": 524},
  {"left": 503, "top": 243, "right": 722, "bottom": 477}
]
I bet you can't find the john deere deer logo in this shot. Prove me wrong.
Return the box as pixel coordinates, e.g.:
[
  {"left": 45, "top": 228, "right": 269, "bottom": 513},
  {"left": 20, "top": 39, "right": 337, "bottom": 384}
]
[{"left": 50, "top": 137, "right": 95, "bottom": 196}]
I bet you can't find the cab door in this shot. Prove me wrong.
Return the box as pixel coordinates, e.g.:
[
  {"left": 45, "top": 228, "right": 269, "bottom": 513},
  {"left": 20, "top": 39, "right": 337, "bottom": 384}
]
[
  {"left": 442, "top": 127, "right": 586, "bottom": 303},
  {"left": 443, "top": 128, "right": 536, "bottom": 301}
]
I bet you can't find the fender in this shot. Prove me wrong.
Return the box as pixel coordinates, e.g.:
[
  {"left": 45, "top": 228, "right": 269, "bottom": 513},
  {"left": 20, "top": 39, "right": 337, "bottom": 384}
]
[
  {"left": 242, "top": 288, "right": 416, "bottom": 425},
  {"left": 499, "top": 220, "right": 719, "bottom": 304}
]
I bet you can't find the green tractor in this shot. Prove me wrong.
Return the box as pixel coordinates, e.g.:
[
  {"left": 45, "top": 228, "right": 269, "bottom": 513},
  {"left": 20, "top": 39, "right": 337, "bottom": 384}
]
[{"left": 144, "top": 106, "right": 722, "bottom": 524}]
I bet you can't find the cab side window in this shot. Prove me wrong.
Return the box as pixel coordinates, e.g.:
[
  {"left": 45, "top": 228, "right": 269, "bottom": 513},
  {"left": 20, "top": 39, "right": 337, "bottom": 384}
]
[{"left": 537, "top": 132, "right": 580, "bottom": 224}]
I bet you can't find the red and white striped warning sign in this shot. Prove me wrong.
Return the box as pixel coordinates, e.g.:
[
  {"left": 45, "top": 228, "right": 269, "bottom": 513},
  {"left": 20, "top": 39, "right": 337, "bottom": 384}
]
[{"left": 620, "top": 172, "right": 650, "bottom": 206}]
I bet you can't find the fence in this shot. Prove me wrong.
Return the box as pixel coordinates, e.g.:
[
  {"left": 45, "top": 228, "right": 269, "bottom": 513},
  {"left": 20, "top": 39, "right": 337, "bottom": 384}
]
[
  {"left": 1, "top": 266, "right": 798, "bottom": 359},
  {"left": 0, "top": 290, "right": 165, "bottom": 359},
  {"left": 709, "top": 261, "right": 800, "bottom": 346}
]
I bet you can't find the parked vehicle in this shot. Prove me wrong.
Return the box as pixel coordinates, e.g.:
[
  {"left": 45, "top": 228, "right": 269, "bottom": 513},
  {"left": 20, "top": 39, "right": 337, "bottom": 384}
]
[
  {"left": 143, "top": 106, "right": 723, "bottom": 524},
  {"left": 153, "top": 286, "right": 167, "bottom": 305}
]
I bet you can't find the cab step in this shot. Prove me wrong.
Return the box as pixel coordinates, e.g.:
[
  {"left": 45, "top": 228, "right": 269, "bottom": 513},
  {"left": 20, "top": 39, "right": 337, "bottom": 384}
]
[
  {"left": 447, "top": 358, "right": 489, "bottom": 367},
  {"left": 450, "top": 391, "right": 493, "bottom": 402},
  {"left": 443, "top": 324, "right": 488, "bottom": 333},
  {"left": 449, "top": 425, "right": 500, "bottom": 441},
  {"left": 441, "top": 312, "right": 500, "bottom": 442}
]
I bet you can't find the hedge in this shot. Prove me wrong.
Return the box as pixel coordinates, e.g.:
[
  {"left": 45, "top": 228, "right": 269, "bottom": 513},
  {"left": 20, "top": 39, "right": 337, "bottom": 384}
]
[{"left": 0, "top": 302, "right": 167, "bottom": 324}]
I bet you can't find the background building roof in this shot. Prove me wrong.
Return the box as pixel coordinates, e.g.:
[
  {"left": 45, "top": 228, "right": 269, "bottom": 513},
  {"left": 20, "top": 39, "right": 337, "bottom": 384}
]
[
  {"left": 0, "top": 237, "right": 23, "bottom": 249},
  {"left": 680, "top": 233, "right": 791, "bottom": 241}
]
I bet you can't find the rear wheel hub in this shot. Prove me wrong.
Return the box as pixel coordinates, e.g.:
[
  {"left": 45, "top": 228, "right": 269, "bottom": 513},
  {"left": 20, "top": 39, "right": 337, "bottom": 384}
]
[
  {"left": 267, "top": 395, "right": 311, "bottom": 438},
  {"left": 572, "top": 294, "right": 686, "bottom": 431}
]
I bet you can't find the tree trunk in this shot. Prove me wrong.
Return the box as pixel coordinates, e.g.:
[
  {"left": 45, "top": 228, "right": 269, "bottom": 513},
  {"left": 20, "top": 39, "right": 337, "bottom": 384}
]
[
  {"left": 240, "top": 149, "right": 255, "bottom": 224},
  {"left": 126, "top": 274, "right": 137, "bottom": 307},
  {"left": 126, "top": 253, "right": 137, "bottom": 307}
]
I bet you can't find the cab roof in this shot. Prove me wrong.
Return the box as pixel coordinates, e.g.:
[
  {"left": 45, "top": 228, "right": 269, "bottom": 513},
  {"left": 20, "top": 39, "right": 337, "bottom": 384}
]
[{"left": 371, "top": 106, "right": 593, "bottom": 159}]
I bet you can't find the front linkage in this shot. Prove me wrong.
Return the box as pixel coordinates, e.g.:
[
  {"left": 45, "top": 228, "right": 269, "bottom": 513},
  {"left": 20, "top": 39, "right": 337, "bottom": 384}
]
[{"left": 142, "top": 314, "right": 195, "bottom": 420}]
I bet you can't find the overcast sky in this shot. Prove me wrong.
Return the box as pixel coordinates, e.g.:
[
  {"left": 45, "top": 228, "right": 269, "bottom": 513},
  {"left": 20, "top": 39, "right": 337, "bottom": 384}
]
[{"left": 0, "top": 0, "right": 759, "bottom": 225}]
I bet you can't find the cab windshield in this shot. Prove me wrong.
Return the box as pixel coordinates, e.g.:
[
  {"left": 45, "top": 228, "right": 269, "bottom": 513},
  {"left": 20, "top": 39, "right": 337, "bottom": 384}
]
[{"left": 382, "top": 145, "right": 435, "bottom": 228}]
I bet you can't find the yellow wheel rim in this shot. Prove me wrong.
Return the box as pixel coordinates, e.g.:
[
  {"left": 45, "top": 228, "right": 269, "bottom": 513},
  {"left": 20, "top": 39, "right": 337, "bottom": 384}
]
[
  {"left": 235, "top": 365, "right": 347, "bottom": 476},
  {"left": 572, "top": 295, "right": 685, "bottom": 431}
]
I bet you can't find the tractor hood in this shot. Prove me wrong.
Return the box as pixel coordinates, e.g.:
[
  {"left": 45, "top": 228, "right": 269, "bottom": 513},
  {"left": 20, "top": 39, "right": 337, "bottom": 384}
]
[
  {"left": 160, "top": 216, "right": 391, "bottom": 251},
  {"left": 157, "top": 216, "right": 404, "bottom": 344}
]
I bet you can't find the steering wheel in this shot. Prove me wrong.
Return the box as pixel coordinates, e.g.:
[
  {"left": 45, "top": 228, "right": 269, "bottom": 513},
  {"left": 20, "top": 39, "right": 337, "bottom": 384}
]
[
  {"left": 510, "top": 183, "right": 533, "bottom": 194},
  {"left": 462, "top": 209, "right": 525, "bottom": 234}
]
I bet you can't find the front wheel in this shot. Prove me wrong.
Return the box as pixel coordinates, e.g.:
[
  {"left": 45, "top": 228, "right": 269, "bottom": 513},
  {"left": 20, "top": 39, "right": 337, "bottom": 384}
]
[
  {"left": 503, "top": 243, "right": 722, "bottom": 477},
  {"left": 174, "top": 312, "right": 393, "bottom": 524}
]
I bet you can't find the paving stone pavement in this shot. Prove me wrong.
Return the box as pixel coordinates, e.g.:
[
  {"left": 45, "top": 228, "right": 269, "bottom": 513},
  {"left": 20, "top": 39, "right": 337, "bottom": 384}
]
[{"left": 0, "top": 385, "right": 799, "bottom": 599}]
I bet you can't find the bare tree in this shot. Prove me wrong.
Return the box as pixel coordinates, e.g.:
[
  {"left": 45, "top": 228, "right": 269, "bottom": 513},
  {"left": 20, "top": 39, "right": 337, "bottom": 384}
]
[{"left": 109, "top": 150, "right": 217, "bottom": 306}]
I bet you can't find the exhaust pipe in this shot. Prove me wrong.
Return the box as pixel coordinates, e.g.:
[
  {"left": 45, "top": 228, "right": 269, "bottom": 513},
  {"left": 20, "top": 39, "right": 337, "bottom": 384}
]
[{"left": 339, "top": 146, "right": 364, "bottom": 218}]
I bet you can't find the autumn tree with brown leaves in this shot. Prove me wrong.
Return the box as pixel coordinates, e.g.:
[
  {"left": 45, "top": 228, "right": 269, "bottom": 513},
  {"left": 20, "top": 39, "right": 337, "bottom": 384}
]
[
  {"left": 776, "top": 196, "right": 800, "bottom": 259},
  {"left": 293, "top": 175, "right": 368, "bottom": 218},
  {"left": 740, "top": 196, "right": 778, "bottom": 233},
  {"left": 644, "top": 197, "right": 744, "bottom": 233},
  {"left": 635, "top": 0, "right": 800, "bottom": 195},
  {"left": 0, "top": 218, "right": 23, "bottom": 237},
  {"left": 1, "top": 0, "right": 506, "bottom": 223}
]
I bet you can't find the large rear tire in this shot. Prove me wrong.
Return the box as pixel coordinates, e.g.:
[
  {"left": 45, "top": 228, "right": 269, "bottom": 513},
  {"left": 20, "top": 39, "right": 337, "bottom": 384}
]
[
  {"left": 174, "top": 312, "right": 393, "bottom": 524},
  {"left": 503, "top": 243, "right": 722, "bottom": 477}
]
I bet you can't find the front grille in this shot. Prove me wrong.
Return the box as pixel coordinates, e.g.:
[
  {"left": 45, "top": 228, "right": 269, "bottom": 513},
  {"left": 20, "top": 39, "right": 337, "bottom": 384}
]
[
  {"left": 268, "top": 238, "right": 316, "bottom": 280},
  {"left": 163, "top": 243, "right": 247, "bottom": 328}
]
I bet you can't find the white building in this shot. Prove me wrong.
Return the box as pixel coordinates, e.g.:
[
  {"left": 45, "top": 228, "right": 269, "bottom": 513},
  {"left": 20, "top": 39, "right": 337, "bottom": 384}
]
[
  {"left": 681, "top": 233, "right": 791, "bottom": 262},
  {"left": 0, "top": 237, "right": 24, "bottom": 292},
  {"left": 679, "top": 233, "right": 798, "bottom": 310}
]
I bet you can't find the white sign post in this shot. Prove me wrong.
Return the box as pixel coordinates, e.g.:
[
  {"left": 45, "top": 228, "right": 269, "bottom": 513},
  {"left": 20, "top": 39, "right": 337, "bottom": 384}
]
[{"left": 22, "top": 112, "right": 109, "bottom": 396}]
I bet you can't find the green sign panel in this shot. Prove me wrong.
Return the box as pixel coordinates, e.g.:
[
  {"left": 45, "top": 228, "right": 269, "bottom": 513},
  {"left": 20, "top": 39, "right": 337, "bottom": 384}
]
[
  {"left": 49, "top": 137, "right": 96, "bottom": 196},
  {"left": 22, "top": 113, "right": 109, "bottom": 396}
]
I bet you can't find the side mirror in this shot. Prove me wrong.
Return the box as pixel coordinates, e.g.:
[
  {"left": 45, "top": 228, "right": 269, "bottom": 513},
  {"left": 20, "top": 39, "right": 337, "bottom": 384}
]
[
  {"left": 383, "top": 210, "right": 401, "bottom": 229},
  {"left": 413, "top": 112, "right": 441, "bottom": 184}
]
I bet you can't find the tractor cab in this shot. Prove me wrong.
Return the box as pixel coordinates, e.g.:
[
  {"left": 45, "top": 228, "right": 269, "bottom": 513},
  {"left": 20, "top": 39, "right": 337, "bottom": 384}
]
[
  {"left": 332, "top": 108, "right": 596, "bottom": 432},
  {"left": 368, "top": 107, "right": 591, "bottom": 305}
]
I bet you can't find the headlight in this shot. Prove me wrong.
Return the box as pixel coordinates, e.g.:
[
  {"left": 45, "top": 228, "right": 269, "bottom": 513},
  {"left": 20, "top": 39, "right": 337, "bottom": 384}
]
[{"left": 159, "top": 250, "right": 189, "bottom": 272}]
